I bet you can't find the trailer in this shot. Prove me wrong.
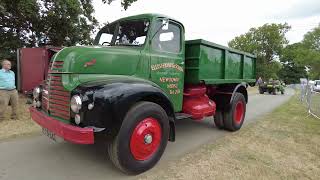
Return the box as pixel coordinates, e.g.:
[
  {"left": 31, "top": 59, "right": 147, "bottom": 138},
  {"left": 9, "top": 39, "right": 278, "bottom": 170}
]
[
  {"left": 17, "top": 47, "right": 60, "bottom": 94},
  {"left": 29, "top": 13, "right": 256, "bottom": 174}
]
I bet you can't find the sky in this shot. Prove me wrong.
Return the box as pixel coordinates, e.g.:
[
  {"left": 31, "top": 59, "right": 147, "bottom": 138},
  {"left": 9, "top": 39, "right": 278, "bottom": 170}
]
[{"left": 93, "top": 0, "right": 320, "bottom": 46}]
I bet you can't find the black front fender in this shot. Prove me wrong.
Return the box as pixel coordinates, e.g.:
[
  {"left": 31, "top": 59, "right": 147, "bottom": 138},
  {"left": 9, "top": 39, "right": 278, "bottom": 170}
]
[{"left": 73, "top": 79, "right": 175, "bottom": 140}]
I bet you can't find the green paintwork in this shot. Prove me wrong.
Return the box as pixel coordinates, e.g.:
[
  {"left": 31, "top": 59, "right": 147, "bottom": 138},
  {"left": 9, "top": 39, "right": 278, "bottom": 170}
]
[
  {"left": 185, "top": 39, "right": 256, "bottom": 84},
  {"left": 52, "top": 14, "right": 185, "bottom": 112},
  {"left": 49, "top": 13, "right": 256, "bottom": 116}
]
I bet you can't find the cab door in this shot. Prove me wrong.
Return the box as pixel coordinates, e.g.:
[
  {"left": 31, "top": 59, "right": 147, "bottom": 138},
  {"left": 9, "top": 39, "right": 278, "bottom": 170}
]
[{"left": 149, "top": 19, "right": 185, "bottom": 112}]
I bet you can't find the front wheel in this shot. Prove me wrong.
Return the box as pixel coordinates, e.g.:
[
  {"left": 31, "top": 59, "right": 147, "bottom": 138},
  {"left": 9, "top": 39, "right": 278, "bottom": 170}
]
[
  {"left": 108, "top": 101, "right": 169, "bottom": 174},
  {"left": 223, "top": 93, "right": 246, "bottom": 131}
]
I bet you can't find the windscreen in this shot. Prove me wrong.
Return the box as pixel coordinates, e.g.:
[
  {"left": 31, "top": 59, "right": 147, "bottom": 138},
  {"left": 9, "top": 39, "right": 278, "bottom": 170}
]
[{"left": 95, "top": 20, "right": 150, "bottom": 46}]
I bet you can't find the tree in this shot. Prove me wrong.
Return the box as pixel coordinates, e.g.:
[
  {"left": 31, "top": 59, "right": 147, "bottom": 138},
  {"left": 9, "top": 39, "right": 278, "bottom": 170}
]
[
  {"left": 0, "top": 0, "right": 99, "bottom": 61},
  {"left": 102, "top": 0, "right": 138, "bottom": 10},
  {"left": 228, "top": 23, "right": 291, "bottom": 79},
  {"left": 300, "top": 25, "right": 320, "bottom": 79},
  {"left": 303, "top": 25, "right": 320, "bottom": 51},
  {"left": 39, "top": 0, "right": 98, "bottom": 46},
  {"left": 0, "top": 0, "right": 41, "bottom": 60},
  {"left": 278, "top": 43, "right": 307, "bottom": 83}
]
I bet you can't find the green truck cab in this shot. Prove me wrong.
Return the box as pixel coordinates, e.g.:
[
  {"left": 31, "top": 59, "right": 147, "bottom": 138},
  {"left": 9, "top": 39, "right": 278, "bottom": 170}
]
[{"left": 30, "top": 14, "right": 256, "bottom": 174}]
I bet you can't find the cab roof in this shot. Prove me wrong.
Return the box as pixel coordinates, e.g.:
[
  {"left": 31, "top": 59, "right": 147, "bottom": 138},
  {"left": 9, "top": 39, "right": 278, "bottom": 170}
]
[{"left": 114, "top": 13, "right": 183, "bottom": 27}]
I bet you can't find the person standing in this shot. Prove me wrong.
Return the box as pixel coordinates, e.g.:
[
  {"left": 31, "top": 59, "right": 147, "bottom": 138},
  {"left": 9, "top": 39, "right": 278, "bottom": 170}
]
[
  {"left": 257, "top": 77, "right": 263, "bottom": 86},
  {"left": 0, "top": 59, "right": 19, "bottom": 121}
]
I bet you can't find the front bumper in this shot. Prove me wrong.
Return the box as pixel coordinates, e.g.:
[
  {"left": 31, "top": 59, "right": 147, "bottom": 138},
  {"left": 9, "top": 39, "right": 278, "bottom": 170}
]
[{"left": 30, "top": 107, "right": 94, "bottom": 144}]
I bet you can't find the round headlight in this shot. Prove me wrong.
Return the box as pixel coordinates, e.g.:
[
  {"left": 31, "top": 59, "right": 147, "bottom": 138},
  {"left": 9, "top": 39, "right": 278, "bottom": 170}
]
[
  {"left": 71, "top": 95, "right": 82, "bottom": 113},
  {"left": 33, "top": 87, "right": 41, "bottom": 99}
]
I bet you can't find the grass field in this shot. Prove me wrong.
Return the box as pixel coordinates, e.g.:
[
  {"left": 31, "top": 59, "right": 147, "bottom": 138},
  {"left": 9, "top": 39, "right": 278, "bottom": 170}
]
[
  {"left": 140, "top": 93, "right": 320, "bottom": 180},
  {"left": 310, "top": 92, "right": 320, "bottom": 118},
  {"left": 0, "top": 95, "right": 40, "bottom": 140}
]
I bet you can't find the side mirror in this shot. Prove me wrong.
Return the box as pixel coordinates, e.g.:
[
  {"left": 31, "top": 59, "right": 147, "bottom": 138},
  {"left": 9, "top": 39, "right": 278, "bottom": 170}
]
[
  {"left": 150, "top": 18, "right": 170, "bottom": 41},
  {"left": 162, "top": 19, "right": 169, "bottom": 30}
]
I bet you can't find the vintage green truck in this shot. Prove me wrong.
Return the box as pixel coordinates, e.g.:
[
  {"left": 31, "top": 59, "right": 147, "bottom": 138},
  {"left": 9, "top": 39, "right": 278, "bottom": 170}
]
[{"left": 30, "top": 14, "right": 256, "bottom": 174}]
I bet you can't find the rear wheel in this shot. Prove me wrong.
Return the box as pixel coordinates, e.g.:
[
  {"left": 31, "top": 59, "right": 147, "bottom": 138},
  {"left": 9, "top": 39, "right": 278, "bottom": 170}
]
[
  {"left": 214, "top": 110, "right": 224, "bottom": 129},
  {"left": 107, "top": 101, "right": 169, "bottom": 174},
  {"left": 223, "top": 93, "right": 246, "bottom": 131}
]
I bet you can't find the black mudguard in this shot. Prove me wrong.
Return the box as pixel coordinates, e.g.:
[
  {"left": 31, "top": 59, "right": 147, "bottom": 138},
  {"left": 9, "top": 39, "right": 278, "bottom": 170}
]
[{"left": 72, "top": 79, "right": 176, "bottom": 141}]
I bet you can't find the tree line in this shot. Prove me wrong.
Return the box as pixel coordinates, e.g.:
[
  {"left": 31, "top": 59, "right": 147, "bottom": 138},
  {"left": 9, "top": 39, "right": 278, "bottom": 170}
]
[{"left": 229, "top": 23, "right": 320, "bottom": 83}]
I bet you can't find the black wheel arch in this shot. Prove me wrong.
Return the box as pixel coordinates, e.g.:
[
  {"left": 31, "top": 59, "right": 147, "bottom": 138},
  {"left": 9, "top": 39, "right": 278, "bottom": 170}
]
[
  {"left": 72, "top": 79, "right": 176, "bottom": 141},
  {"left": 230, "top": 83, "right": 248, "bottom": 104}
]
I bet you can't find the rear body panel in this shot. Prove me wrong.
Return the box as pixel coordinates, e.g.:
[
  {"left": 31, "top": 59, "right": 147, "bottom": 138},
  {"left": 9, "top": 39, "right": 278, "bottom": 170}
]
[{"left": 185, "top": 39, "right": 256, "bottom": 84}]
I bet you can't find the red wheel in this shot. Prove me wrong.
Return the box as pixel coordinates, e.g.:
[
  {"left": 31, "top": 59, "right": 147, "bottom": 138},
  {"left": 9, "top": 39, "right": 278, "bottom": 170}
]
[
  {"left": 233, "top": 101, "right": 244, "bottom": 125},
  {"left": 130, "top": 118, "right": 162, "bottom": 160},
  {"left": 223, "top": 93, "right": 246, "bottom": 131},
  {"left": 107, "top": 102, "right": 169, "bottom": 174}
]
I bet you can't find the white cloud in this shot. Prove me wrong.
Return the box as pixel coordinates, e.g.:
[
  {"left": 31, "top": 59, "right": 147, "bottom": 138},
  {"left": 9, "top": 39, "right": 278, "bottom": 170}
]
[{"left": 93, "top": 0, "right": 320, "bottom": 46}]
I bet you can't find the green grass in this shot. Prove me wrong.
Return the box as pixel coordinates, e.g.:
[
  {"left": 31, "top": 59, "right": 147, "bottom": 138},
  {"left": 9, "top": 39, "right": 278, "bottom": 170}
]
[
  {"left": 310, "top": 92, "right": 320, "bottom": 118},
  {"left": 139, "top": 93, "right": 320, "bottom": 180}
]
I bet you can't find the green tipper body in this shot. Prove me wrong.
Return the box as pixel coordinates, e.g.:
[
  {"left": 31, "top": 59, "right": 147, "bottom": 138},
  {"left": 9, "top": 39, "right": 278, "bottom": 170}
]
[
  {"left": 185, "top": 39, "right": 256, "bottom": 84},
  {"left": 52, "top": 14, "right": 256, "bottom": 113}
]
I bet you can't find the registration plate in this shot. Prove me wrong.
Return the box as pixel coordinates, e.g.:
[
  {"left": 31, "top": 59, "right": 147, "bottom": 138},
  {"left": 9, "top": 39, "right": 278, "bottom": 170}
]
[{"left": 42, "top": 127, "right": 56, "bottom": 142}]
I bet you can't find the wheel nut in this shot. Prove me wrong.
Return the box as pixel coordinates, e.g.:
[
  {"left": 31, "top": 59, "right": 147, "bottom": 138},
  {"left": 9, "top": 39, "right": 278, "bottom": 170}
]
[{"left": 144, "top": 134, "right": 153, "bottom": 144}]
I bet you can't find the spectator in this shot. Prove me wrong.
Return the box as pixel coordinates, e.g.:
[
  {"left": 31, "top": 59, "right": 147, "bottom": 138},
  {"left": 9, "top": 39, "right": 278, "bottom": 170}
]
[
  {"left": 257, "top": 77, "right": 263, "bottom": 86},
  {"left": 0, "top": 59, "right": 19, "bottom": 121}
]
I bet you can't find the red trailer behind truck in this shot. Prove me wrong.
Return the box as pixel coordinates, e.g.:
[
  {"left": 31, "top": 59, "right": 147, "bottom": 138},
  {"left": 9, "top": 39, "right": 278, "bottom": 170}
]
[{"left": 17, "top": 47, "right": 60, "bottom": 94}]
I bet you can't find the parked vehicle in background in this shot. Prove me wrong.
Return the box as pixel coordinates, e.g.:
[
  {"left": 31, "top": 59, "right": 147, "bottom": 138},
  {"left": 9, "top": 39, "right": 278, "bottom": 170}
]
[
  {"left": 314, "top": 80, "right": 320, "bottom": 92},
  {"left": 17, "top": 47, "right": 61, "bottom": 94},
  {"left": 259, "top": 79, "right": 285, "bottom": 95},
  {"left": 29, "top": 13, "right": 256, "bottom": 174}
]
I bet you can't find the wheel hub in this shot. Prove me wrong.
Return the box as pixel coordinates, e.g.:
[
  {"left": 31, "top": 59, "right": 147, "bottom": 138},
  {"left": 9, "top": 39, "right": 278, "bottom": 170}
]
[
  {"left": 130, "top": 117, "right": 162, "bottom": 161},
  {"left": 234, "top": 101, "right": 244, "bottom": 124},
  {"left": 144, "top": 134, "right": 153, "bottom": 144}
]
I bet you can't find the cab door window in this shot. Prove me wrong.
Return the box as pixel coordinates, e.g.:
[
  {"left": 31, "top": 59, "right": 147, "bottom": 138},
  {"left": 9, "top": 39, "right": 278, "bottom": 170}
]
[{"left": 152, "top": 20, "right": 181, "bottom": 53}]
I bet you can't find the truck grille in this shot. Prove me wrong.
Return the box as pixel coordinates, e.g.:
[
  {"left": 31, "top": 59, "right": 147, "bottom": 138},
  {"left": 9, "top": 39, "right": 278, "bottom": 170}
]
[{"left": 42, "top": 61, "right": 70, "bottom": 120}]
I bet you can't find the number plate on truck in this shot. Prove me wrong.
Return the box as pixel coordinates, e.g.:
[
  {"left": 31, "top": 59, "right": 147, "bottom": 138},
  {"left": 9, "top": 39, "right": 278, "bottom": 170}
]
[{"left": 42, "top": 127, "right": 56, "bottom": 142}]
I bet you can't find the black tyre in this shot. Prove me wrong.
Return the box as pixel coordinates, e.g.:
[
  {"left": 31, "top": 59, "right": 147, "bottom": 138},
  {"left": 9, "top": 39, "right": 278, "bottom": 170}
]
[
  {"left": 107, "top": 101, "right": 169, "bottom": 174},
  {"left": 223, "top": 93, "right": 246, "bottom": 131},
  {"left": 281, "top": 91, "right": 284, "bottom": 95},
  {"left": 214, "top": 110, "right": 224, "bottom": 129}
]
